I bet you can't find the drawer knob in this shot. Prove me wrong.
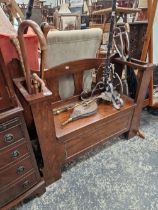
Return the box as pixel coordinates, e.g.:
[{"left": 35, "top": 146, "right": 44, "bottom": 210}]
[
  {"left": 11, "top": 150, "right": 20, "bottom": 158},
  {"left": 4, "top": 134, "right": 14, "bottom": 143},
  {"left": 17, "top": 166, "right": 25, "bottom": 174},
  {"left": 23, "top": 180, "right": 30, "bottom": 188}
]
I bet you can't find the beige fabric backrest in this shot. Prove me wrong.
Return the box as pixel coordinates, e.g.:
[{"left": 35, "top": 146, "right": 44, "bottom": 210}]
[{"left": 45, "top": 28, "right": 103, "bottom": 99}]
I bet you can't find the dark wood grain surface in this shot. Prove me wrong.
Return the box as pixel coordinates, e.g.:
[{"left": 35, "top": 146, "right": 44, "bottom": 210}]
[{"left": 0, "top": 100, "right": 45, "bottom": 208}]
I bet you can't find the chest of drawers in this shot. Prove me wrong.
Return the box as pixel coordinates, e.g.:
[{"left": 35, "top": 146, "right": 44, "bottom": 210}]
[{"left": 0, "top": 105, "right": 45, "bottom": 210}]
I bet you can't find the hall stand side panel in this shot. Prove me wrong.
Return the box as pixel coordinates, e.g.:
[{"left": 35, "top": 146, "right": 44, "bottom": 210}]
[
  {"left": 31, "top": 99, "right": 65, "bottom": 185},
  {"left": 127, "top": 65, "right": 153, "bottom": 138}
]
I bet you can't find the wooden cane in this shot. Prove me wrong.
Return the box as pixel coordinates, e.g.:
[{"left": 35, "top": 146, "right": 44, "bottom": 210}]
[{"left": 18, "top": 20, "right": 47, "bottom": 94}]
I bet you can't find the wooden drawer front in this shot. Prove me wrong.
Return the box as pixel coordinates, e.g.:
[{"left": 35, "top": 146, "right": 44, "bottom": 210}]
[
  {"left": 0, "top": 124, "right": 24, "bottom": 150},
  {"left": 0, "top": 142, "right": 29, "bottom": 170},
  {"left": 0, "top": 156, "right": 34, "bottom": 189},
  {"left": 0, "top": 117, "right": 21, "bottom": 132},
  {"left": 0, "top": 172, "right": 38, "bottom": 208},
  {"left": 66, "top": 110, "right": 133, "bottom": 159}
]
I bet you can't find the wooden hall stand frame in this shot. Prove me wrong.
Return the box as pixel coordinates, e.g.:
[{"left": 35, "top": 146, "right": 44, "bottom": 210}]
[{"left": 14, "top": 56, "right": 154, "bottom": 186}]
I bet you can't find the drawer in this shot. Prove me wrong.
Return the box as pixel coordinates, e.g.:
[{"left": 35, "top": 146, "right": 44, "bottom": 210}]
[
  {"left": 0, "top": 156, "right": 34, "bottom": 189},
  {"left": 0, "top": 117, "right": 21, "bottom": 132},
  {"left": 0, "top": 142, "right": 29, "bottom": 170},
  {"left": 65, "top": 109, "right": 133, "bottom": 159},
  {"left": 0, "top": 171, "right": 38, "bottom": 208},
  {"left": 0, "top": 124, "right": 24, "bottom": 150}
]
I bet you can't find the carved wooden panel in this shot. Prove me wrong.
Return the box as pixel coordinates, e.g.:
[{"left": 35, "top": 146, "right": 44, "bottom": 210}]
[
  {"left": 0, "top": 64, "right": 13, "bottom": 112},
  {"left": 129, "top": 22, "right": 147, "bottom": 59}
]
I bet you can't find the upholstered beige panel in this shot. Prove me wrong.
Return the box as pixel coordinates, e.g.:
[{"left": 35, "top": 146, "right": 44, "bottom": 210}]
[{"left": 46, "top": 28, "right": 103, "bottom": 99}]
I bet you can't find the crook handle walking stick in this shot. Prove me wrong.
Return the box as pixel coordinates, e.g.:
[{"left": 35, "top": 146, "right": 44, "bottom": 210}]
[{"left": 18, "top": 20, "right": 47, "bottom": 93}]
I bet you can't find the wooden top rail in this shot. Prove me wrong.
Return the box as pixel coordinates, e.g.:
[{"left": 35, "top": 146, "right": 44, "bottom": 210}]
[
  {"left": 112, "top": 57, "right": 154, "bottom": 70},
  {"left": 45, "top": 58, "right": 104, "bottom": 79},
  {"left": 13, "top": 58, "right": 154, "bottom": 105},
  {"left": 92, "top": 7, "right": 141, "bottom": 15},
  {"left": 57, "top": 13, "right": 80, "bottom": 17}
]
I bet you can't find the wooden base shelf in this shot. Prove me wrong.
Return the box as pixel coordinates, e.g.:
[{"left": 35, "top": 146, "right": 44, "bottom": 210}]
[
  {"left": 54, "top": 96, "right": 135, "bottom": 140},
  {"left": 54, "top": 96, "right": 135, "bottom": 160}
]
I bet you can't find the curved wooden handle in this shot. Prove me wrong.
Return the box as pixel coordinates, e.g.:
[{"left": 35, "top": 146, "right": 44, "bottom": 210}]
[
  {"left": 18, "top": 20, "right": 47, "bottom": 93},
  {"left": 18, "top": 20, "right": 47, "bottom": 50},
  {"left": 40, "top": 22, "right": 51, "bottom": 39}
]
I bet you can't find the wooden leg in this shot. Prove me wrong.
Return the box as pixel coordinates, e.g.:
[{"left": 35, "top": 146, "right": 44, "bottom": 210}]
[
  {"left": 137, "top": 129, "right": 145, "bottom": 139},
  {"left": 127, "top": 67, "right": 152, "bottom": 139}
]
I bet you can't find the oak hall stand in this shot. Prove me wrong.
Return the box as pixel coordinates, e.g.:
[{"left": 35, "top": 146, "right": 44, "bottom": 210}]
[{"left": 14, "top": 57, "right": 153, "bottom": 186}]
